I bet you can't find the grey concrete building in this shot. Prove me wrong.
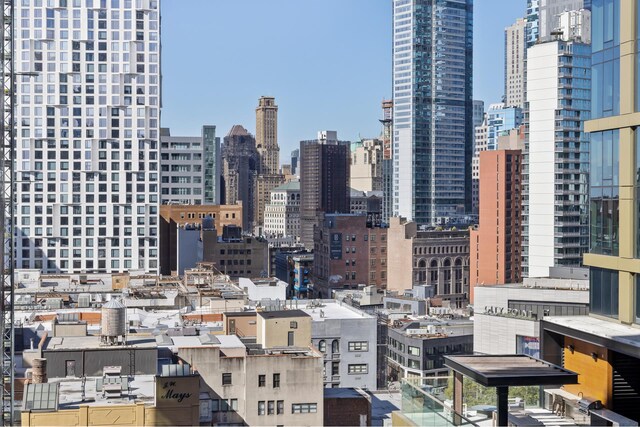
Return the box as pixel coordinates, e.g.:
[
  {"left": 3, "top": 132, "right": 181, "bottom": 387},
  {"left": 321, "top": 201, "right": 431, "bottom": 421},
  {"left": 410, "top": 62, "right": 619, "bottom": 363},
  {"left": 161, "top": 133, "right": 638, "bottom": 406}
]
[
  {"left": 299, "top": 300, "right": 377, "bottom": 391},
  {"left": 160, "top": 126, "right": 221, "bottom": 205},
  {"left": 386, "top": 318, "right": 473, "bottom": 381}
]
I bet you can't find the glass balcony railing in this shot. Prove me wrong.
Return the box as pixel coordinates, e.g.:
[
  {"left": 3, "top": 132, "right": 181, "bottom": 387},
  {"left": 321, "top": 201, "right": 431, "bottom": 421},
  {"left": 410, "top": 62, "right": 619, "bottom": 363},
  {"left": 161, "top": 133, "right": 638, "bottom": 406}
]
[
  {"left": 397, "top": 377, "right": 479, "bottom": 426},
  {"left": 396, "top": 376, "right": 542, "bottom": 427}
]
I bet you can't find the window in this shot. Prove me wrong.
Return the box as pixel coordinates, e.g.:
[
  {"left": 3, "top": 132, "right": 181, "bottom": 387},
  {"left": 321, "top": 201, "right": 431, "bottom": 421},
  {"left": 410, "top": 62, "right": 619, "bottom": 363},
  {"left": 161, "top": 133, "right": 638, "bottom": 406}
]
[
  {"left": 222, "top": 373, "right": 232, "bottom": 385},
  {"left": 318, "top": 340, "right": 326, "bottom": 353},
  {"left": 268, "top": 400, "right": 275, "bottom": 415},
  {"left": 590, "top": 130, "right": 619, "bottom": 256},
  {"left": 258, "top": 374, "right": 265, "bottom": 387},
  {"left": 273, "top": 373, "right": 280, "bottom": 388},
  {"left": 277, "top": 400, "right": 284, "bottom": 415},
  {"left": 408, "top": 346, "right": 420, "bottom": 356},
  {"left": 348, "top": 364, "right": 368, "bottom": 374},
  {"left": 332, "top": 340, "right": 339, "bottom": 353},
  {"left": 331, "top": 362, "right": 339, "bottom": 376},
  {"left": 290, "top": 321, "right": 298, "bottom": 329},
  {"left": 590, "top": 267, "right": 619, "bottom": 319},
  {"left": 258, "top": 401, "right": 265, "bottom": 415},
  {"left": 348, "top": 341, "right": 369, "bottom": 352},
  {"left": 292, "top": 403, "right": 317, "bottom": 414}
]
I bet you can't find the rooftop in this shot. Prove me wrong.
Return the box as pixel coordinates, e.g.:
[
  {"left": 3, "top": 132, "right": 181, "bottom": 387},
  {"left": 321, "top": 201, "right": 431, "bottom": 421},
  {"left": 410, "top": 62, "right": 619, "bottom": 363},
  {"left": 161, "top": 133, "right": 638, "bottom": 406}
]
[
  {"left": 543, "top": 315, "right": 640, "bottom": 354},
  {"left": 257, "top": 309, "right": 310, "bottom": 319},
  {"left": 298, "top": 300, "right": 373, "bottom": 321},
  {"left": 272, "top": 181, "right": 300, "bottom": 192},
  {"left": 44, "top": 335, "right": 157, "bottom": 351}
]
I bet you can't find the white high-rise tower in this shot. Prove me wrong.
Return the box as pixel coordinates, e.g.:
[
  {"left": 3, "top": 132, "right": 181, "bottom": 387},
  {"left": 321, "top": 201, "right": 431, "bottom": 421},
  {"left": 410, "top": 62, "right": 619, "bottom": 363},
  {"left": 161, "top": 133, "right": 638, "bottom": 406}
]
[{"left": 15, "top": 0, "right": 161, "bottom": 273}]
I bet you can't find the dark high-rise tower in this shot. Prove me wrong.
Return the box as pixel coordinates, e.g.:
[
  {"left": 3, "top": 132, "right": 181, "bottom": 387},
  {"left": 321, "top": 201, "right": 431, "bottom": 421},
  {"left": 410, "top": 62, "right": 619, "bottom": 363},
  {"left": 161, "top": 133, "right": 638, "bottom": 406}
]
[
  {"left": 299, "top": 131, "right": 350, "bottom": 249},
  {"left": 222, "top": 125, "right": 259, "bottom": 231},
  {"left": 392, "top": 0, "right": 474, "bottom": 225}
]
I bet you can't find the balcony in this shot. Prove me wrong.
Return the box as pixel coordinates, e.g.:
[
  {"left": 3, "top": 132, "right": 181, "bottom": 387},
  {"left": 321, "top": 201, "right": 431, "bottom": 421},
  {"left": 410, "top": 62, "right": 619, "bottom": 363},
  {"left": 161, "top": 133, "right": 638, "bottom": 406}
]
[{"left": 393, "top": 375, "right": 584, "bottom": 427}]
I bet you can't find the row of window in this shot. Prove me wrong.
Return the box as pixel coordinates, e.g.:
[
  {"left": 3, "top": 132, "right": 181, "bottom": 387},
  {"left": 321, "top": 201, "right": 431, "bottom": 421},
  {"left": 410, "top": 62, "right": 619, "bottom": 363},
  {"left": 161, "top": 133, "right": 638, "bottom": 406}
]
[{"left": 257, "top": 373, "right": 280, "bottom": 388}]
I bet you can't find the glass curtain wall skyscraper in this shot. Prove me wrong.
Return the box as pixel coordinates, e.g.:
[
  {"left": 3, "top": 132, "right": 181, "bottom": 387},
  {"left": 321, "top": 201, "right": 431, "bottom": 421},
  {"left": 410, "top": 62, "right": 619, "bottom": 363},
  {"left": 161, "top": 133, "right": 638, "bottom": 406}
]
[
  {"left": 392, "top": 0, "right": 473, "bottom": 225},
  {"left": 15, "top": 0, "right": 161, "bottom": 273}
]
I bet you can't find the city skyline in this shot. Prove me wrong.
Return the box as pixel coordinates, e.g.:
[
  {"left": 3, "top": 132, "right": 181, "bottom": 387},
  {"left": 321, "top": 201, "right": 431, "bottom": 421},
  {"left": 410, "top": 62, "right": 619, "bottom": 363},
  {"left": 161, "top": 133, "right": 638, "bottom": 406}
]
[{"left": 161, "top": 0, "right": 525, "bottom": 157}]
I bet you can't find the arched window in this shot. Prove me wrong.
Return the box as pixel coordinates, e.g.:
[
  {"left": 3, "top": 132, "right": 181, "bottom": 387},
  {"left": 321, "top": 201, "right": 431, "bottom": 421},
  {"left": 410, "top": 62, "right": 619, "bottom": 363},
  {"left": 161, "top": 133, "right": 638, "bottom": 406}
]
[
  {"left": 332, "top": 340, "right": 339, "bottom": 354},
  {"left": 318, "top": 340, "right": 326, "bottom": 353}
]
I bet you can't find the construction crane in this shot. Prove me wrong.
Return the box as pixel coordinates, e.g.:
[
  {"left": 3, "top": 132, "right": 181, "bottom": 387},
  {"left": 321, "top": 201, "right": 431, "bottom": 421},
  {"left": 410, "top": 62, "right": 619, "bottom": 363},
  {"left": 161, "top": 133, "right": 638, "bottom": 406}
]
[{"left": 1, "top": 0, "right": 14, "bottom": 424}]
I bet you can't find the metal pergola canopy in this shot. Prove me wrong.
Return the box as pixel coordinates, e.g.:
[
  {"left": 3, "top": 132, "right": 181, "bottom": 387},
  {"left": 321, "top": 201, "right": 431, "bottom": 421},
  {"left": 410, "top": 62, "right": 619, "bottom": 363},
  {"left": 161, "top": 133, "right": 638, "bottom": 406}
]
[{"left": 444, "top": 354, "right": 579, "bottom": 387}]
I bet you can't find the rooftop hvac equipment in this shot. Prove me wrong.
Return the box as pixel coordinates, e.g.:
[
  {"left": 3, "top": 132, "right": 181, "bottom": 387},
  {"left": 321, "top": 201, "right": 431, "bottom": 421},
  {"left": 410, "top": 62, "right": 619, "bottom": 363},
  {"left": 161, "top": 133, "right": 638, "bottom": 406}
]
[{"left": 77, "top": 293, "right": 91, "bottom": 308}]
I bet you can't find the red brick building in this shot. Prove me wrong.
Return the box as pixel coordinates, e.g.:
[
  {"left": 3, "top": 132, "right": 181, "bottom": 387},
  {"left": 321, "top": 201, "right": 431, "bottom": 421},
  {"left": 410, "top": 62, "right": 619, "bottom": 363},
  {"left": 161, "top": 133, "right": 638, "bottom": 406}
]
[
  {"left": 312, "top": 214, "right": 387, "bottom": 298},
  {"left": 470, "top": 149, "right": 523, "bottom": 302}
]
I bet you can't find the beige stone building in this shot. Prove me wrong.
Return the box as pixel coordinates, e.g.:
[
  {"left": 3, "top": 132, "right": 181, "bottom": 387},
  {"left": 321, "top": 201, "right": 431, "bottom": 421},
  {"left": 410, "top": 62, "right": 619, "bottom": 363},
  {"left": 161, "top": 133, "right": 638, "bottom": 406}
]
[
  {"left": 350, "top": 139, "right": 383, "bottom": 192},
  {"left": 255, "top": 96, "right": 279, "bottom": 175},
  {"left": 253, "top": 96, "right": 285, "bottom": 230},
  {"left": 256, "top": 310, "right": 312, "bottom": 348},
  {"left": 255, "top": 174, "right": 285, "bottom": 232},
  {"left": 387, "top": 217, "right": 470, "bottom": 307},
  {"left": 179, "top": 311, "right": 323, "bottom": 426}
]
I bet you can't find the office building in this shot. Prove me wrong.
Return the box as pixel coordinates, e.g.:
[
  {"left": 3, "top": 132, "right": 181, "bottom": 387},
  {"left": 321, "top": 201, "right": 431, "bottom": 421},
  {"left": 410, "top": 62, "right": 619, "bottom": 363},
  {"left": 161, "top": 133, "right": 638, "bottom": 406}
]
[
  {"left": 557, "top": 8, "right": 592, "bottom": 43},
  {"left": 471, "top": 114, "right": 487, "bottom": 214},
  {"left": 263, "top": 181, "right": 301, "bottom": 241},
  {"left": 386, "top": 317, "right": 473, "bottom": 380},
  {"left": 392, "top": 0, "right": 474, "bottom": 225},
  {"left": 350, "top": 139, "right": 383, "bottom": 192},
  {"left": 222, "top": 125, "right": 259, "bottom": 231},
  {"left": 526, "top": 0, "right": 540, "bottom": 47},
  {"left": 505, "top": 18, "right": 526, "bottom": 108},
  {"left": 255, "top": 96, "right": 279, "bottom": 175},
  {"left": 471, "top": 104, "right": 523, "bottom": 214},
  {"left": 472, "top": 100, "right": 485, "bottom": 128},
  {"left": 380, "top": 100, "right": 394, "bottom": 224},
  {"left": 160, "top": 126, "right": 220, "bottom": 205},
  {"left": 349, "top": 189, "right": 382, "bottom": 220},
  {"left": 524, "top": 39, "right": 591, "bottom": 278},
  {"left": 15, "top": 0, "right": 161, "bottom": 273},
  {"left": 313, "top": 214, "right": 387, "bottom": 298},
  {"left": 538, "top": 0, "right": 588, "bottom": 43},
  {"left": 387, "top": 217, "right": 470, "bottom": 307},
  {"left": 302, "top": 300, "right": 377, "bottom": 390},
  {"left": 299, "top": 131, "right": 350, "bottom": 249},
  {"left": 254, "top": 97, "right": 285, "bottom": 230},
  {"left": 486, "top": 103, "right": 524, "bottom": 150},
  {"left": 179, "top": 318, "right": 324, "bottom": 427},
  {"left": 290, "top": 149, "right": 299, "bottom": 176},
  {"left": 474, "top": 269, "right": 589, "bottom": 356},
  {"left": 274, "top": 250, "right": 313, "bottom": 298},
  {"left": 159, "top": 204, "right": 243, "bottom": 275},
  {"left": 255, "top": 174, "right": 285, "bottom": 232},
  {"left": 540, "top": 2, "right": 640, "bottom": 422},
  {"left": 469, "top": 149, "right": 523, "bottom": 302},
  {"left": 202, "top": 224, "right": 268, "bottom": 279}
]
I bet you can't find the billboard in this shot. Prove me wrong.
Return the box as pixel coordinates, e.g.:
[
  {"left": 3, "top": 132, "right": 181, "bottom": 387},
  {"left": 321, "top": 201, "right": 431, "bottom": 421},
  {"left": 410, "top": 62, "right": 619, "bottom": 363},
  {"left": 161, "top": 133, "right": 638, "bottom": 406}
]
[
  {"left": 330, "top": 233, "right": 342, "bottom": 260},
  {"left": 516, "top": 335, "right": 540, "bottom": 359}
]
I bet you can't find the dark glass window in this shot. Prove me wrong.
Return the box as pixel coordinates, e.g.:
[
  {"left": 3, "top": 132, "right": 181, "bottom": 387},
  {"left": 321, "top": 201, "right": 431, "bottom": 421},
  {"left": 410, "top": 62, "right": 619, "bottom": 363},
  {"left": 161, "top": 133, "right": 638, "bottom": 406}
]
[
  {"left": 590, "top": 130, "right": 619, "bottom": 255},
  {"left": 590, "top": 267, "right": 619, "bottom": 319},
  {"left": 592, "top": 0, "right": 621, "bottom": 118}
]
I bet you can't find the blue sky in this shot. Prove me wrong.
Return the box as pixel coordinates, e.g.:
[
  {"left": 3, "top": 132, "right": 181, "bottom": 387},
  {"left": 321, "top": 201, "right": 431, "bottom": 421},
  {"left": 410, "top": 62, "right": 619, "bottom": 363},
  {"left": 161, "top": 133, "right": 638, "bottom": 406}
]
[{"left": 161, "top": 0, "right": 526, "bottom": 159}]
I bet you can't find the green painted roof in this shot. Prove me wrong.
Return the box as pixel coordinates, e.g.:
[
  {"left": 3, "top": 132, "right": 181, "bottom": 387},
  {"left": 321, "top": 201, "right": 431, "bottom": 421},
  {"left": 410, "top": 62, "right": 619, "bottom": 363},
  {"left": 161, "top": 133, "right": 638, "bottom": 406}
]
[{"left": 272, "top": 180, "right": 300, "bottom": 192}]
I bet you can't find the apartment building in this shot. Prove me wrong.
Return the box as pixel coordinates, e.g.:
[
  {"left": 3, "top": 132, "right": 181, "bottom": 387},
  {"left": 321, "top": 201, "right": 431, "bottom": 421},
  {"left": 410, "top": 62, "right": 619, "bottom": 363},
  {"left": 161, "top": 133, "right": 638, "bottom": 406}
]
[{"left": 15, "top": 0, "right": 161, "bottom": 273}]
